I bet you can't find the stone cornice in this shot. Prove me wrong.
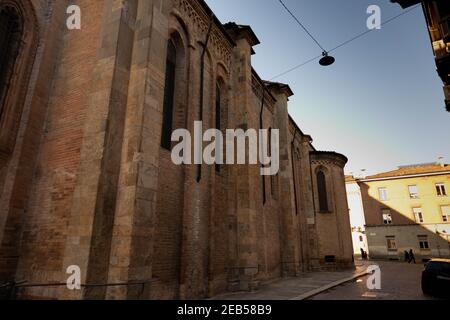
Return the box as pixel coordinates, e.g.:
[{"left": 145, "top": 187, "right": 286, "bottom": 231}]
[
  {"left": 265, "top": 81, "right": 294, "bottom": 98},
  {"left": 310, "top": 151, "right": 348, "bottom": 168},
  {"left": 223, "top": 22, "right": 260, "bottom": 47},
  {"left": 175, "top": 0, "right": 233, "bottom": 68}
]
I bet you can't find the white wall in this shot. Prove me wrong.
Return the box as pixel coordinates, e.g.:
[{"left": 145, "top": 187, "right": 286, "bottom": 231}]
[{"left": 346, "top": 181, "right": 368, "bottom": 255}]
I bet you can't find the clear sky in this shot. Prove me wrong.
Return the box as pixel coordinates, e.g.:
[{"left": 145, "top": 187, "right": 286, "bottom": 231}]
[{"left": 206, "top": 0, "right": 450, "bottom": 176}]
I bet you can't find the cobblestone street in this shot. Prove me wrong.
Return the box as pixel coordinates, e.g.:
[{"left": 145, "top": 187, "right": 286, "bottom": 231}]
[
  {"left": 212, "top": 262, "right": 370, "bottom": 300},
  {"left": 311, "top": 260, "right": 440, "bottom": 300},
  {"left": 212, "top": 260, "right": 442, "bottom": 300}
]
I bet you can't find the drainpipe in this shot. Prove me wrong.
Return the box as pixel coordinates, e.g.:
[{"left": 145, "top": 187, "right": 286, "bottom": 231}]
[
  {"left": 308, "top": 146, "right": 317, "bottom": 271},
  {"left": 291, "top": 130, "right": 306, "bottom": 271},
  {"left": 309, "top": 153, "right": 316, "bottom": 214},
  {"left": 259, "top": 85, "right": 266, "bottom": 205},
  {"left": 197, "top": 14, "right": 214, "bottom": 183},
  {"left": 291, "top": 130, "right": 299, "bottom": 216}
]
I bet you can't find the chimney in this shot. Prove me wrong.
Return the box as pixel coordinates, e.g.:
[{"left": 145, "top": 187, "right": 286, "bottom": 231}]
[{"left": 437, "top": 156, "right": 445, "bottom": 168}]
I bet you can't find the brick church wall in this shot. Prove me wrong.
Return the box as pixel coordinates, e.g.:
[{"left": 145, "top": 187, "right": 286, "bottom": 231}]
[{"left": 0, "top": 0, "right": 354, "bottom": 300}]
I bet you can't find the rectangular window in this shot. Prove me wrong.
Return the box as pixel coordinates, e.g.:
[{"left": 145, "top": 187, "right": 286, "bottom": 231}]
[
  {"left": 408, "top": 185, "right": 419, "bottom": 199},
  {"left": 386, "top": 236, "right": 397, "bottom": 251},
  {"left": 378, "top": 187, "right": 388, "bottom": 201},
  {"left": 382, "top": 209, "right": 392, "bottom": 225},
  {"left": 413, "top": 207, "right": 424, "bottom": 224},
  {"left": 436, "top": 183, "right": 447, "bottom": 197},
  {"left": 418, "top": 236, "right": 430, "bottom": 250},
  {"left": 441, "top": 205, "right": 450, "bottom": 222}
]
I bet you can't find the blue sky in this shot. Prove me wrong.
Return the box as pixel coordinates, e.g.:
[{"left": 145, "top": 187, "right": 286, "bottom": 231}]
[{"left": 206, "top": 0, "right": 450, "bottom": 175}]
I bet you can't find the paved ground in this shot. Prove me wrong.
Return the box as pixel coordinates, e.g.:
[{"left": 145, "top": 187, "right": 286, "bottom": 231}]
[
  {"left": 212, "top": 260, "right": 440, "bottom": 300},
  {"left": 310, "top": 260, "right": 439, "bottom": 300},
  {"left": 212, "top": 262, "right": 369, "bottom": 300}
]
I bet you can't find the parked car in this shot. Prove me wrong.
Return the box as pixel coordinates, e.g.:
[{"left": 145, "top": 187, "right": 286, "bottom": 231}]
[{"left": 421, "top": 259, "right": 450, "bottom": 297}]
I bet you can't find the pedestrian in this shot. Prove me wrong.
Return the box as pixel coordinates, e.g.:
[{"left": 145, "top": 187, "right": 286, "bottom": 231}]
[
  {"left": 404, "top": 250, "right": 409, "bottom": 262},
  {"left": 408, "top": 249, "right": 416, "bottom": 264},
  {"left": 360, "top": 248, "right": 365, "bottom": 260}
]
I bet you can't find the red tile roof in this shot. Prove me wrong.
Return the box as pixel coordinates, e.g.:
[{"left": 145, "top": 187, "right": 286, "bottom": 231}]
[{"left": 363, "top": 163, "right": 450, "bottom": 180}]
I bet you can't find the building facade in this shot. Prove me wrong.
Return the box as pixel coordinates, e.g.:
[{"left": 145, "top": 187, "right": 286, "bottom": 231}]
[
  {"left": 392, "top": 0, "right": 450, "bottom": 112},
  {"left": 0, "top": 0, "right": 353, "bottom": 299},
  {"left": 347, "top": 163, "right": 450, "bottom": 261}
]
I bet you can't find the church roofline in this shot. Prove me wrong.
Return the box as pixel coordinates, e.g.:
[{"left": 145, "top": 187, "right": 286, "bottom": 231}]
[
  {"left": 251, "top": 68, "right": 277, "bottom": 102},
  {"left": 197, "top": 0, "right": 237, "bottom": 47},
  {"left": 288, "top": 115, "right": 317, "bottom": 151}
]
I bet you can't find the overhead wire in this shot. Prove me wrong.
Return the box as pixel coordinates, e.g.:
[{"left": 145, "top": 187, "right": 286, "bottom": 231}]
[
  {"left": 270, "top": 3, "right": 421, "bottom": 80},
  {"left": 278, "top": 0, "right": 327, "bottom": 52}
]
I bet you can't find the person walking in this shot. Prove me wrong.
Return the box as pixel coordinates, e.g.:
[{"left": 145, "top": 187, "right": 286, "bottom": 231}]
[
  {"left": 360, "top": 248, "right": 366, "bottom": 260},
  {"left": 408, "top": 249, "right": 416, "bottom": 264},
  {"left": 404, "top": 250, "right": 410, "bottom": 262}
]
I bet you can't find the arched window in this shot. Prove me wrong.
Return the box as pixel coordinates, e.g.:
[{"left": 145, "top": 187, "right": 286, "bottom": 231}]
[
  {"left": 161, "top": 40, "right": 177, "bottom": 150},
  {"left": 317, "top": 170, "right": 329, "bottom": 212},
  {"left": 0, "top": 6, "right": 23, "bottom": 119}
]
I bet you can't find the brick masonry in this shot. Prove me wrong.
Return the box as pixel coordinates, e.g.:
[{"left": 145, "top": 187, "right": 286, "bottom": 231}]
[{"left": 0, "top": 0, "right": 354, "bottom": 299}]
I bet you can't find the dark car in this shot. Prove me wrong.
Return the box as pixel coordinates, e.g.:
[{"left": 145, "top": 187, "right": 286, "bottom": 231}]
[{"left": 421, "top": 259, "right": 450, "bottom": 297}]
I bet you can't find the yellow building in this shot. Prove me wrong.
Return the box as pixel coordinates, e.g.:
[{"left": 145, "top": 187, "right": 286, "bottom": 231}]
[{"left": 352, "top": 162, "right": 450, "bottom": 261}]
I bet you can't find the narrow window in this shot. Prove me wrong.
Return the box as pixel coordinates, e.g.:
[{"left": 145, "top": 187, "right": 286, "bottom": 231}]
[
  {"left": 215, "top": 84, "right": 221, "bottom": 172},
  {"left": 441, "top": 205, "right": 450, "bottom": 222},
  {"left": 408, "top": 185, "right": 419, "bottom": 199},
  {"left": 160, "top": 40, "right": 177, "bottom": 150},
  {"left": 215, "top": 84, "right": 221, "bottom": 132},
  {"left": 413, "top": 207, "right": 424, "bottom": 224},
  {"left": 378, "top": 187, "right": 388, "bottom": 201},
  {"left": 386, "top": 236, "right": 397, "bottom": 251},
  {"left": 418, "top": 236, "right": 430, "bottom": 250},
  {"left": 436, "top": 183, "right": 447, "bottom": 197},
  {"left": 317, "top": 170, "right": 329, "bottom": 212},
  {"left": 0, "top": 7, "right": 23, "bottom": 118},
  {"left": 382, "top": 209, "right": 392, "bottom": 225}
]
